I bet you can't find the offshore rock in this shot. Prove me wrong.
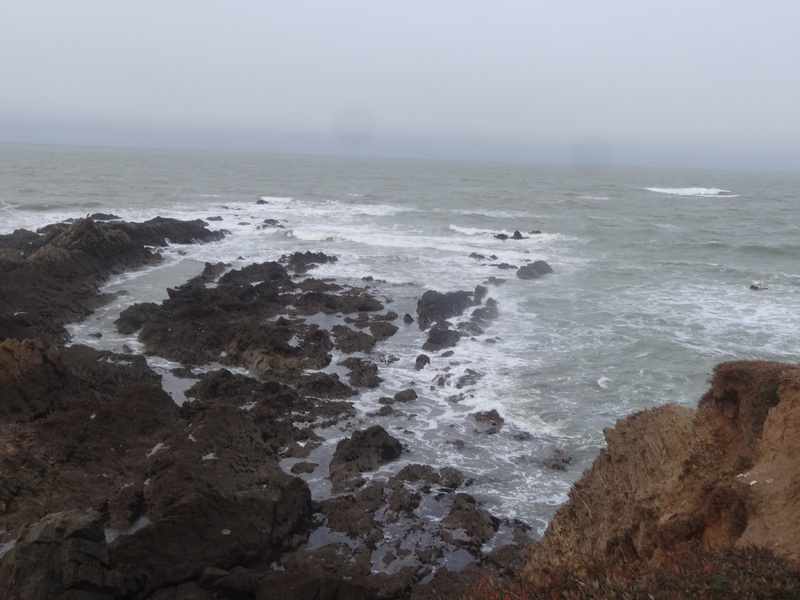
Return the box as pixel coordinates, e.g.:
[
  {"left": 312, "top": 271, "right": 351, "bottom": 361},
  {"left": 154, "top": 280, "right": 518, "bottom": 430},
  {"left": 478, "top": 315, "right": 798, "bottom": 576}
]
[
  {"left": 523, "top": 360, "right": 800, "bottom": 583},
  {"left": 415, "top": 354, "right": 431, "bottom": 370},
  {"left": 422, "top": 324, "right": 461, "bottom": 352},
  {"left": 516, "top": 260, "right": 553, "bottom": 279},
  {"left": 416, "top": 290, "right": 473, "bottom": 330},
  {"left": 280, "top": 250, "right": 338, "bottom": 273}
]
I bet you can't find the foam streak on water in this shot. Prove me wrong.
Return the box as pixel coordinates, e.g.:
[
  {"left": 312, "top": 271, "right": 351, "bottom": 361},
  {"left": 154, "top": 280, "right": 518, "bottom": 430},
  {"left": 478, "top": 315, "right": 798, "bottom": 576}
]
[{"left": 2, "top": 144, "right": 799, "bottom": 532}]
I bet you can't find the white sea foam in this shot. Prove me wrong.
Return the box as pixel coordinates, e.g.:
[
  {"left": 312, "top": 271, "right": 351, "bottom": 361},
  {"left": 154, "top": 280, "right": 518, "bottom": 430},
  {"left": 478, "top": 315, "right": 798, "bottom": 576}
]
[
  {"left": 644, "top": 187, "right": 738, "bottom": 198},
  {"left": 449, "top": 225, "right": 495, "bottom": 236}
]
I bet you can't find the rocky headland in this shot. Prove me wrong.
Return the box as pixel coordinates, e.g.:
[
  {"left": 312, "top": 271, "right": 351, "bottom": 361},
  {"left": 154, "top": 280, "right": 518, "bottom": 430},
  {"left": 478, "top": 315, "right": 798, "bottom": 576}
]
[
  {"left": 0, "top": 217, "right": 537, "bottom": 599},
  {"left": 2, "top": 216, "right": 799, "bottom": 599}
]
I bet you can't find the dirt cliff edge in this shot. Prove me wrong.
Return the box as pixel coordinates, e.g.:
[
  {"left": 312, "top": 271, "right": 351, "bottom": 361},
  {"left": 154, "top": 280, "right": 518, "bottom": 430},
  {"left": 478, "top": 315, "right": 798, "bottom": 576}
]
[{"left": 523, "top": 360, "right": 800, "bottom": 582}]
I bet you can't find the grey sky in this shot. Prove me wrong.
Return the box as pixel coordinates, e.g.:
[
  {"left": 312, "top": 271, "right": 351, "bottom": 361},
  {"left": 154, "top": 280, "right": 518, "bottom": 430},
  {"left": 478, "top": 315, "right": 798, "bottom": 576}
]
[{"left": 2, "top": 1, "right": 798, "bottom": 170}]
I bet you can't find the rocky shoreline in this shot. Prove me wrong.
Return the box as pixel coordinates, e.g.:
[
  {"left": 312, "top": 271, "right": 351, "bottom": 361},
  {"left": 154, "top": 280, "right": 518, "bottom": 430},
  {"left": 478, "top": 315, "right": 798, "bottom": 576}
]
[
  {"left": 0, "top": 217, "right": 539, "bottom": 599},
  {"left": 4, "top": 216, "right": 799, "bottom": 599}
]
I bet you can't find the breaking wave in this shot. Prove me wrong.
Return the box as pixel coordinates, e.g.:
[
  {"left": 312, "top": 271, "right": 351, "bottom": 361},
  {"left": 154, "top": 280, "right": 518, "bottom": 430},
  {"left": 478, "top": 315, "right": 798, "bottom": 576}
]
[{"left": 644, "top": 187, "right": 738, "bottom": 198}]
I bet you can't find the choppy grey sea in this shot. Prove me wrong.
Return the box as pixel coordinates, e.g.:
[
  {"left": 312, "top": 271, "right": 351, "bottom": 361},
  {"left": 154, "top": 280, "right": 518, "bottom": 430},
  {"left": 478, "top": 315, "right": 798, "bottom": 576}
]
[{"left": 2, "top": 143, "right": 799, "bottom": 534}]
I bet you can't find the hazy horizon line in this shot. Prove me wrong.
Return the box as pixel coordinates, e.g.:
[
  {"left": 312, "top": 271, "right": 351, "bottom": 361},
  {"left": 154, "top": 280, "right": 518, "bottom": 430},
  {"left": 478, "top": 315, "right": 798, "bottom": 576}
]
[{"left": 2, "top": 116, "right": 797, "bottom": 174}]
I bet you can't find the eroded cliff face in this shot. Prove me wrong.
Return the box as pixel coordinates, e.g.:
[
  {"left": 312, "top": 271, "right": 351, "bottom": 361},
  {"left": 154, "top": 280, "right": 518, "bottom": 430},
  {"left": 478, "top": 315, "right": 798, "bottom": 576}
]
[{"left": 523, "top": 360, "right": 800, "bottom": 582}]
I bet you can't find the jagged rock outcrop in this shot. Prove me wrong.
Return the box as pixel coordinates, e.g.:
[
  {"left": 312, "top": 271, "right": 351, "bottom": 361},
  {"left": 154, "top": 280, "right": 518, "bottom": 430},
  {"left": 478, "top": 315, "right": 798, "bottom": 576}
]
[
  {"left": 329, "top": 425, "right": 403, "bottom": 492},
  {"left": 122, "top": 260, "right": 389, "bottom": 375},
  {"left": 516, "top": 260, "right": 553, "bottom": 280},
  {"left": 522, "top": 360, "right": 800, "bottom": 583},
  {"left": 0, "top": 509, "right": 124, "bottom": 599},
  {"left": 0, "top": 216, "right": 543, "bottom": 599},
  {"left": 0, "top": 217, "right": 224, "bottom": 344},
  {"left": 416, "top": 290, "right": 473, "bottom": 330}
]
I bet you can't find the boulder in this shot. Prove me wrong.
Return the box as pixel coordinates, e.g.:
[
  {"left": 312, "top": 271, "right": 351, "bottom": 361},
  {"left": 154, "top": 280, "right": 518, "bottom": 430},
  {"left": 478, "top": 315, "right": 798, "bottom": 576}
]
[
  {"left": 393, "top": 389, "right": 418, "bottom": 403},
  {"left": 338, "top": 357, "right": 382, "bottom": 388},
  {"left": 368, "top": 320, "right": 399, "bottom": 341},
  {"left": 331, "top": 324, "right": 377, "bottom": 354},
  {"left": 473, "top": 408, "right": 503, "bottom": 434},
  {"left": 416, "top": 290, "right": 473, "bottom": 330},
  {"left": 441, "top": 494, "right": 500, "bottom": 551},
  {"left": 516, "top": 260, "right": 553, "bottom": 279},
  {"left": 329, "top": 426, "right": 403, "bottom": 492},
  {"left": 422, "top": 324, "right": 461, "bottom": 352}
]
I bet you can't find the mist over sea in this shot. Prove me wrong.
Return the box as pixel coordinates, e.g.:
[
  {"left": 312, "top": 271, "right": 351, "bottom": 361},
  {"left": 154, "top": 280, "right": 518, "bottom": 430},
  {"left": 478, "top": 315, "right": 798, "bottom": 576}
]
[{"left": 2, "top": 143, "right": 798, "bottom": 535}]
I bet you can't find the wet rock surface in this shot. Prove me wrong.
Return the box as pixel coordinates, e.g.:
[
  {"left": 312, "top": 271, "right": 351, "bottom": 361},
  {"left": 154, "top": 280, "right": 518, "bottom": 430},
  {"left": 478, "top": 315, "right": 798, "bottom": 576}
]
[
  {"left": 516, "top": 260, "right": 553, "bottom": 280},
  {"left": 0, "top": 216, "right": 542, "bottom": 599},
  {"left": 0, "top": 217, "right": 224, "bottom": 345}
]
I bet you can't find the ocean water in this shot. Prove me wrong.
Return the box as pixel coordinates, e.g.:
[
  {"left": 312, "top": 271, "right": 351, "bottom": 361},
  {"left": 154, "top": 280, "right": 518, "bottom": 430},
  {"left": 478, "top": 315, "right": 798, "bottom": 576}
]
[{"left": 2, "top": 143, "right": 799, "bottom": 535}]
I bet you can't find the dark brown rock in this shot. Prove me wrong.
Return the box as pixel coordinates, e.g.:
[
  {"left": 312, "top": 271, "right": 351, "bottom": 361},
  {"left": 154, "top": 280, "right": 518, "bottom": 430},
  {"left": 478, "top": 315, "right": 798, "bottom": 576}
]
[
  {"left": 0, "top": 509, "right": 125, "bottom": 599},
  {"left": 114, "top": 485, "right": 311, "bottom": 597},
  {"left": 329, "top": 426, "right": 403, "bottom": 493},
  {"left": 318, "top": 483, "right": 385, "bottom": 539},
  {"left": 422, "top": 324, "right": 461, "bottom": 352},
  {"left": 256, "top": 571, "right": 377, "bottom": 600},
  {"left": 416, "top": 290, "right": 473, "bottom": 330},
  {"left": 516, "top": 260, "right": 553, "bottom": 279},
  {"left": 0, "top": 217, "right": 223, "bottom": 344},
  {"left": 0, "top": 338, "right": 165, "bottom": 423},
  {"left": 115, "top": 301, "right": 160, "bottom": 334},
  {"left": 415, "top": 354, "right": 431, "bottom": 370},
  {"left": 331, "top": 324, "right": 377, "bottom": 354},
  {"left": 393, "top": 389, "right": 418, "bottom": 403},
  {"left": 441, "top": 494, "right": 500, "bottom": 551},
  {"left": 280, "top": 250, "right": 338, "bottom": 273},
  {"left": 368, "top": 320, "right": 399, "bottom": 341},
  {"left": 0, "top": 228, "right": 42, "bottom": 253},
  {"left": 473, "top": 409, "right": 504, "bottom": 434},
  {"left": 338, "top": 357, "right": 382, "bottom": 388}
]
